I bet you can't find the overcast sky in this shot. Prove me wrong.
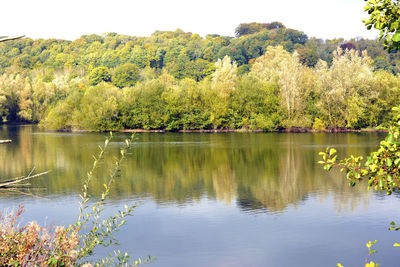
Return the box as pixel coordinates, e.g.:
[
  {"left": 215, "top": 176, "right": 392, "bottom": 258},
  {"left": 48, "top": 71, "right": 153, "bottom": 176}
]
[{"left": 2, "top": 0, "right": 379, "bottom": 41}]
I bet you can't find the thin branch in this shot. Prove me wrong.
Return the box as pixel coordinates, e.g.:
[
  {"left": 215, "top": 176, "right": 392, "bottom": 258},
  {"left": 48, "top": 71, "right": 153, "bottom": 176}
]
[
  {"left": 0, "top": 171, "right": 49, "bottom": 188},
  {"left": 0, "top": 35, "right": 25, "bottom": 43},
  {"left": 0, "top": 175, "right": 25, "bottom": 184}
]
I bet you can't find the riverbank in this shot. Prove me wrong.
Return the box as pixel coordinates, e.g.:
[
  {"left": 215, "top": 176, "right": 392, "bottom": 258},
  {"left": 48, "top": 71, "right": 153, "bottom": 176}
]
[
  {"left": 1, "top": 123, "right": 388, "bottom": 133},
  {"left": 120, "top": 127, "right": 388, "bottom": 133}
]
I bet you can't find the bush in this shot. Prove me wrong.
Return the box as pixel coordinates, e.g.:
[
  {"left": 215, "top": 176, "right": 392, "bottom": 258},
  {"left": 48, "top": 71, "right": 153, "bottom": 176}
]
[
  {"left": 0, "top": 133, "right": 151, "bottom": 266},
  {"left": 0, "top": 206, "right": 79, "bottom": 266},
  {"left": 312, "top": 118, "right": 325, "bottom": 131}
]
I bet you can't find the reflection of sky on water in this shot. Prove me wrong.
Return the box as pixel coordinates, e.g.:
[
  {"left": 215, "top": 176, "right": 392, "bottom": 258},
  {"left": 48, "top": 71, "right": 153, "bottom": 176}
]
[{"left": 0, "top": 193, "right": 399, "bottom": 267}]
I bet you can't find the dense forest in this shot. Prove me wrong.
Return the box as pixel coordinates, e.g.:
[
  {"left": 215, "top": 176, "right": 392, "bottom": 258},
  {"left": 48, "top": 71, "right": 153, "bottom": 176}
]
[{"left": 1, "top": 22, "right": 400, "bottom": 131}]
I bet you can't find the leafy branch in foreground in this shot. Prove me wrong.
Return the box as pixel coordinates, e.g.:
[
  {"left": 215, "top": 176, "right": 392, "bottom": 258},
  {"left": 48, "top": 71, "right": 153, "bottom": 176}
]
[
  {"left": 0, "top": 133, "right": 152, "bottom": 266},
  {"left": 320, "top": 106, "right": 400, "bottom": 266},
  {"left": 363, "top": 0, "right": 400, "bottom": 52},
  {"left": 319, "top": 106, "right": 400, "bottom": 194},
  {"left": 74, "top": 132, "right": 152, "bottom": 266},
  {"left": 336, "top": 240, "right": 379, "bottom": 267}
]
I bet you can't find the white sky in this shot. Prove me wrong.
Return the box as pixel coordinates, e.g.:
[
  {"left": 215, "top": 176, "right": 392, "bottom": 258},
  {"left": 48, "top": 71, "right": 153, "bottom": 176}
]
[{"left": 2, "top": 0, "right": 379, "bottom": 41}]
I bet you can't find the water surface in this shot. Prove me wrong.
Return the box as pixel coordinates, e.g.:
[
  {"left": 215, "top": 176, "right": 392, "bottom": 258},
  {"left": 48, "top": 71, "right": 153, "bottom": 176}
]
[{"left": 0, "top": 125, "right": 399, "bottom": 266}]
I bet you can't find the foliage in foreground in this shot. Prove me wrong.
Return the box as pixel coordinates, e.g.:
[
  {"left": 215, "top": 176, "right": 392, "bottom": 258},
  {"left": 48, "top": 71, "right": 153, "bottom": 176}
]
[
  {"left": 0, "top": 205, "right": 79, "bottom": 266},
  {"left": 363, "top": 0, "right": 400, "bottom": 52},
  {"left": 320, "top": 106, "right": 400, "bottom": 195},
  {"left": 320, "top": 106, "right": 400, "bottom": 266},
  {"left": 0, "top": 133, "right": 151, "bottom": 266}
]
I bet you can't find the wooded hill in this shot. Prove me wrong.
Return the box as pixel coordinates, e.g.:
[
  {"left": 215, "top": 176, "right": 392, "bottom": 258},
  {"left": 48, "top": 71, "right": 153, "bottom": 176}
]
[{"left": 0, "top": 22, "right": 399, "bottom": 131}]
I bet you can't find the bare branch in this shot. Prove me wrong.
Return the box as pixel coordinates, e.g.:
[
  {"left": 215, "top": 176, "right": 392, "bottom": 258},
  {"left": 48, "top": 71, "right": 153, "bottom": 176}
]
[
  {"left": 0, "top": 35, "right": 25, "bottom": 43},
  {"left": 0, "top": 171, "right": 49, "bottom": 188}
]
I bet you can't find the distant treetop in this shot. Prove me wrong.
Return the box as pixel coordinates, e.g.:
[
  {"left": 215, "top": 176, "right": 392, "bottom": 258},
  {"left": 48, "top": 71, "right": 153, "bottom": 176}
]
[{"left": 235, "top": 22, "right": 286, "bottom": 37}]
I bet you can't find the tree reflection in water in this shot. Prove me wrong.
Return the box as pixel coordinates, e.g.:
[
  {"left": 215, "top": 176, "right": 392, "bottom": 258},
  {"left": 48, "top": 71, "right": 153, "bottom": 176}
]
[{"left": 0, "top": 125, "right": 383, "bottom": 214}]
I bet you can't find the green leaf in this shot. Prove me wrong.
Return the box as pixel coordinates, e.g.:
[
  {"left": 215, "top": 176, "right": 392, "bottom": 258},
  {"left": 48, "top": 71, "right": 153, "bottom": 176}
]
[
  {"left": 379, "top": 178, "right": 384, "bottom": 188},
  {"left": 387, "top": 158, "right": 393, "bottom": 167},
  {"left": 393, "top": 32, "right": 400, "bottom": 42},
  {"left": 391, "top": 21, "right": 400, "bottom": 31},
  {"left": 387, "top": 133, "right": 394, "bottom": 144}
]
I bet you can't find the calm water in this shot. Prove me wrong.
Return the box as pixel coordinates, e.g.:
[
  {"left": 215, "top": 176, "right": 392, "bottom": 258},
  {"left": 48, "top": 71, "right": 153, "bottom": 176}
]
[{"left": 1, "top": 125, "right": 399, "bottom": 266}]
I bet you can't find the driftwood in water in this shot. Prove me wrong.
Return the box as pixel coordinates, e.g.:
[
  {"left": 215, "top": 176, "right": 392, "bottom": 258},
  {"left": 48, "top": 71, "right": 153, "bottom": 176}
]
[
  {"left": 0, "top": 171, "right": 49, "bottom": 188},
  {"left": 0, "top": 139, "right": 12, "bottom": 144}
]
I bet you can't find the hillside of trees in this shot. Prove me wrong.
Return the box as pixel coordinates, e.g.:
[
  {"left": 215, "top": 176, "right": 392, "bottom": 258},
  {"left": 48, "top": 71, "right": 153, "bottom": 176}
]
[{"left": 1, "top": 22, "right": 400, "bottom": 131}]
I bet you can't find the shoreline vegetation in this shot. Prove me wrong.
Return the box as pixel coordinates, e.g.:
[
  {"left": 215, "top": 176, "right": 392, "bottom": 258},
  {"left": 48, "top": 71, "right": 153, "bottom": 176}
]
[
  {"left": 1, "top": 22, "right": 400, "bottom": 132},
  {"left": 0, "top": 122, "right": 388, "bottom": 133}
]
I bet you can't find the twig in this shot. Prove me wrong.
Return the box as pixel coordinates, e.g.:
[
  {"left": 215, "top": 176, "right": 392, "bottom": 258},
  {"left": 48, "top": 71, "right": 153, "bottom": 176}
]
[
  {"left": 0, "top": 175, "right": 25, "bottom": 184},
  {"left": 0, "top": 171, "right": 49, "bottom": 188},
  {"left": 0, "top": 35, "right": 25, "bottom": 43}
]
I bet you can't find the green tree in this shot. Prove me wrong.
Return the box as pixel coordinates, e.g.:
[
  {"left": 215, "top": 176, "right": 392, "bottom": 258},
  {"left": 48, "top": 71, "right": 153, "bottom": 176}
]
[
  {"left": 208, "top": 56, "right": 237, "bottom": 128},
  {"left": 297, "top": 48, "right": 319, "bottom": 67},
  {"left": 235, "top": 22, "right": 285, "bottom": 37},
  {"left": 112, "top": 63, "right": 140, "bottom": 88},
  {"left": 88, "top": 66, "right": 111, "bottom": 86},
  {"left": 76, "top": 83, "right": 122, "bottom": 131}
]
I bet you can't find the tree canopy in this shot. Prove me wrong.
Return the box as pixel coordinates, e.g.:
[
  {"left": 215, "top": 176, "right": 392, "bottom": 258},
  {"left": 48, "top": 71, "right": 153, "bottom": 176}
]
[{"left": 0, "top": 23, "right": 400, "bottom": 131}]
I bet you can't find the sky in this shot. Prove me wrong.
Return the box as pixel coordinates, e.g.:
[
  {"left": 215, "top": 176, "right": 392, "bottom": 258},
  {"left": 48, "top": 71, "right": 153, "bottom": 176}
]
[{"left": 2, "top": 0, "right": 380, "bottom": 41}]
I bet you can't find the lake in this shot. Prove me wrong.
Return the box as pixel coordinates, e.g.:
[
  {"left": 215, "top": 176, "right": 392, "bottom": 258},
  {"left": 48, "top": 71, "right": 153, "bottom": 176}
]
[{"left": 0, "top": 125, "right": 399, "bottom": 266}]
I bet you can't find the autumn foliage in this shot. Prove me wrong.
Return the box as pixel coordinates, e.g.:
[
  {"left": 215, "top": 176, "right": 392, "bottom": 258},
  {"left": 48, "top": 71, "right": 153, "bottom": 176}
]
[{"left": 0, "top": 205, "right": 79, "bottom": 266}]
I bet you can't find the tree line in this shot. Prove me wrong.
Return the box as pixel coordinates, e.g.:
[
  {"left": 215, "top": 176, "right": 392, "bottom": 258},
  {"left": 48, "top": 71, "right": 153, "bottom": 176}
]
[{"left": 0, "top": 23, "right": 400, "bottom": 131}]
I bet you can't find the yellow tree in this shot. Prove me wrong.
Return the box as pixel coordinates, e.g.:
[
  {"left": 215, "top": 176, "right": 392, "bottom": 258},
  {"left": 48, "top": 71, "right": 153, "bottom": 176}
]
[
  {"left": 252, "top": 46, "right": 307, "bottom": 127},
  {"left": 209, "top": 56, "right": 237, "bottom": 128},
  {"left": 316, "top": 48, "right": 374, "bottom": 128}
]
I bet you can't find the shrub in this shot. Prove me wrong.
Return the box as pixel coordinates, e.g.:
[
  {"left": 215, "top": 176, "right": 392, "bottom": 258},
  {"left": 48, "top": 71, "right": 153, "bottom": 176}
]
[
  {"left": 312, "top": 118, "right": 325, "bottom": 131},
  {"left": 0, "top": 205, "right": 79, "bottom": 266},
  {"left": 0, "top": 133, "right": 151, "bottom": 266}
]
